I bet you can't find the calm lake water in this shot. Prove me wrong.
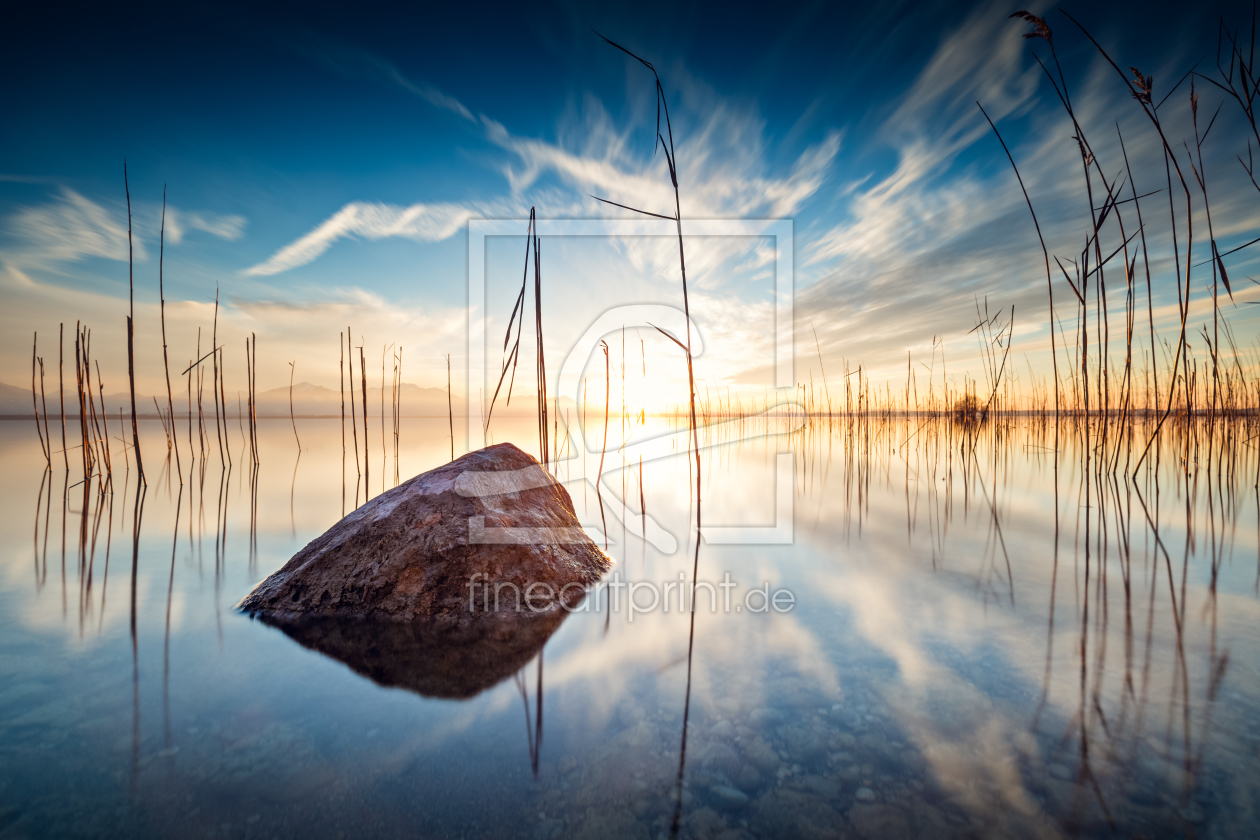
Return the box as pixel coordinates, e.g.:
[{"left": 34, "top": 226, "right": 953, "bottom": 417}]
[{"left": 2, "top": 414, "right": 1258, "bottom": 839}]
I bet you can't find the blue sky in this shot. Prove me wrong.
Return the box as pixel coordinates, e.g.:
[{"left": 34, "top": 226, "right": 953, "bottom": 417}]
[{"left": 3, "top": 0, "right": 1259, "bottom": 406}]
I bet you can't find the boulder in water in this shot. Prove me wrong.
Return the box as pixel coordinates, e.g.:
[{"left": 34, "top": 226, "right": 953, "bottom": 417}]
[{"left": 238, "top": 443, "right": 609, "bottom": 620}]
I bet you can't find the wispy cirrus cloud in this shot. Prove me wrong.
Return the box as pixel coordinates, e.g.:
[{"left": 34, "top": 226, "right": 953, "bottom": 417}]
[
  {"left": 295, "top": 38, "right": 477, "bottom": 123},
  {"left": 244, "top": 199, "right": 511, "bottom": 277},
  {"left": 805, "top": 0, "right": 1042, "bottom": 271},
  {"left": 790, "top": 0, "right": 1260, "bottom": 387},
  {"left": 4, "top": 188, "right": 248, "bottom": 268},
  {"left": 246, "top": 56, "right": 843, "bottom": 277},
  {"left": 8, "top": 188, "right": 142, "bottom": 263},
  {"left": 164, "top": 207, "right": 247, "bottom": 244}
]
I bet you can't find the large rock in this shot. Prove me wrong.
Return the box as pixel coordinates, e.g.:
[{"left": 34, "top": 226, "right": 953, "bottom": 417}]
[{"left": 239, "top": 443, "right": 610, "bottom": 620}]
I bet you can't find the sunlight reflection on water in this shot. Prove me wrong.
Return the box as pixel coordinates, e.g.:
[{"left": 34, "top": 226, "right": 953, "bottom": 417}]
[{"left": 1, "top": 415, "right": 1258, "bottom": 839}]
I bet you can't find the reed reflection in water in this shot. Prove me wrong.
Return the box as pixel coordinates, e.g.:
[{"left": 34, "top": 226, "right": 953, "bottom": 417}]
[{"left": 1, "top": 413, "right": 1259, "bottom": 839}]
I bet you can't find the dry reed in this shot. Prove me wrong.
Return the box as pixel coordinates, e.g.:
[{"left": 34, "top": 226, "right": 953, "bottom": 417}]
[{"left": 123, "top": 162, "right": 143, "bottom": 482}]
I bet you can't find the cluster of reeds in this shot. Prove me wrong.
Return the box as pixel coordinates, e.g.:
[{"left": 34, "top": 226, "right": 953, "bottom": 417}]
[
  {"left": 181, "top": 310, "right": 238, "bottom": 470},
  {"left": 34, "top": 167, "right": 150, "bottom": 493},
  {"left": 604, "top": 17, "right": 1260, "bottom": 456},
  {"left": 542, "top": 13, "right": 1260, "bottom": 463},
  {"left": 55, "top": 322, "right": 124, "bottom": 484},
  {"left": 338, "top": 328, "right": 374, "bottom": 503},
  {"left": 18, "top": 171, "right": 316, "bottom": 533},
  {"left": 968, "top": 9, "right": 1260, "bottom": 470},
  {"left": 327, "top": 330, "right": 416, "bottom": 510}
]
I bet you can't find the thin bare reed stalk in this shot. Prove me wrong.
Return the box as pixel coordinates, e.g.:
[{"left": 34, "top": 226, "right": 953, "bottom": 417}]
[
  {"left": 59, "top": 323, "right": 68, "bottom": 471},
  {"left": 181, "top": 340, "right": 227, "bottom": 461},
  {"left": 251, "top": 333, "right": 259, "bottom": 464},
  {"left": 241, "top": 345, "right": 248, "bottom": 465},
  {"left": 593, "top": 38, "right": 704, "bottom": 831},
  {"left": 38, "top": 354, "right": 51, "bottom": 466},
  {"left": 188, "top": 355, "right": 195, "bottom": 463},
  {"left": 82, "top": 330, "right": 103, "bottom": 473},
  {"left": 810, "top": 322, "right": 832, "bottom": 416},
  {"left": 348, "top": 328, "right": 360, "bottom": 477},
  {"left": 534, "top": 229, "right": 548, "bottom": 469},
  {"left": 211, "top": 288, "right": 224, "bottom": 465},
  {"left": 395, "top": 346, "right": 402, "bottom": 480},
  {"left": 596, "top": 340, "right": 610, "bottom": 552},
  {"left": 485, "top": 208, "right": 549, "bottom": 466},
  {"left": 123, "top": 162, "right": 143, "bottom": 482},
  {"left": 391, "top": 351, "right": 397, "bottom": 471},
  {"left": 32, "top": 333, "right": 50, "bottom": 466},
  {"left": 117, "top": 407, "right": 126, "bottom": 473},
  {"left": 381, "top": 344, "right": 389, "bottom": 473},
  {"left": 1186, "top": 80, "right": 1230, "bottom": 420},
  {"left": 95, "top": 360, "right": 113, "bottom": 477},
  {"left": 83, "top": 384, "right": 107, "bottom": 485},
  {"left": 360, "top": 343, "right": 369, "bottom": 491},
  {"left": 194, "top": 330, "right": 205, "bottom": 457},
  {"left": 592, "top": 34, "right": 701, "bottom": 537},
  {"left": 340, "top": 332, "right": 346, "bottom": 460},
  {"left": 289, "top": 361, "right": 301, "bottom": 451},
  {"left": 219, "top": 348, "right": 231, "bottom": 467},
  {"left": 159, "top": 189, "right": 179, "bottom": 480},
  {"left": 447, "top": 353, "right": 454, "bottom": 462},
  {"left": 153, "top": 397, "right": 169, "bottom": 443},
  {"left": 1117, "top": 127, "right": 1159, "bottom": 424},
  {"left": 582, "top": 376, "right": 588, "bottom": 508},
  {"left": 73, "top": 325, "right": 90, "bottom": 479},
  {"left": 978, "top": 102, "right": 1059, "bottom": 416},
  {"left": 197, "top": 363, "right": 206, "bottom": 456},
  {"left": 247, "top": 340, "right": 257, "bottom": 465}
]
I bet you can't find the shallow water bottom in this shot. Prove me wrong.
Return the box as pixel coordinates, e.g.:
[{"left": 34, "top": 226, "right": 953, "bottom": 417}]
[{"left": 3, "top": 417, "right": 1260, "bottom": 839}]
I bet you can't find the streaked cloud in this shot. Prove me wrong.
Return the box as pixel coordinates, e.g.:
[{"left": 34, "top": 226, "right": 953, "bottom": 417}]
[
  {"left": 481, "top": 89, "right": 842, "bottom": 222},
  {"left": 295, "top": 38, "right": 477, "bottom": 123},
  {"left": 245, "top": 200, "right": 492, "bottom": 276},
  {"left": 8, "top": 188, "right": 142, "bottom": 263},
  {"left": 164, "top": 207, "right": 247, "bottom": 244},
  {"left": 791, "top": 0, "right": 1260, "bottom": 386},
  {"left": 246, "top": 63, "right": 843, "bottom": 278},
  {"left": 0, "top": 174, "right": 60, "bottom": 184},
  {"left": 0, "top": 261, "right": 38, "bottom": 290},
  {"left": 4, "top": 189, "right": 248, "bottom": 270}
]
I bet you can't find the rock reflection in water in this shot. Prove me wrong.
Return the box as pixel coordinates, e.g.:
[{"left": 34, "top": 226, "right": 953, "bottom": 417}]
[{"left": 254, "top": 609, "right": 566, "bottom": 700}]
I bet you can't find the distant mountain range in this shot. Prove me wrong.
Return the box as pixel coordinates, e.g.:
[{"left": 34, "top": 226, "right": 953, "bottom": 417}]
[{"left": 0, "top": 380, "right": 576, "bottom": 418}]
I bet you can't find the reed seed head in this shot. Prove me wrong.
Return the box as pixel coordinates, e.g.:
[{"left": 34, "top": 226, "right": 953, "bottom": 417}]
[{"left": 1009, "top": 11, "right": 1052, "bottom": 46}]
